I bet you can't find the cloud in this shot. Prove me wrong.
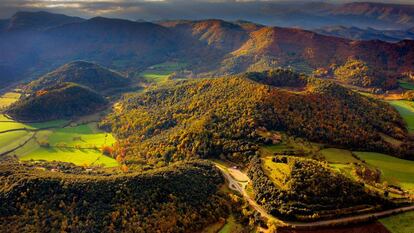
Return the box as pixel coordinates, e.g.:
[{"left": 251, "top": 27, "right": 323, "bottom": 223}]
[
  {"left": 0, "top": 0, "right": 413, "bottom": 26},
  {"left": 0, "top": 0, "right": 281, "bottom": 19}
]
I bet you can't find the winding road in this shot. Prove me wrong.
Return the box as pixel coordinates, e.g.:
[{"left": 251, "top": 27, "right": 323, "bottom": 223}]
[{"left": 214, "top": 163, "right": 414, "bottom": 230}]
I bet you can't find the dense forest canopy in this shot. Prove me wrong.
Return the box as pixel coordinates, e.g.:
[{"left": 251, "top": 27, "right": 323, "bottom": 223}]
[
  {"left": 25, "top": 61, "right": 130, "bottom": 93},
  {"left": 333, "top": 58, "right": 396, "bottom": 89},
  {"left": 7, "top": 82, "right": 107, "bottom": 121},
  {"left": 0, "top": 160, "right": 227, "bottom": 232},
  {"left": 247, "top": 156, "right": 391, "bottom": 221},
  {"left": 101, "top": 69, "right": 413, "bottom": 169}
]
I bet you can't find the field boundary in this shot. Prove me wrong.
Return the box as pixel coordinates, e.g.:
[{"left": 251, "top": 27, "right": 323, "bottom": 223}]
[{"left": 0, "top": 132, "right": 36, "bottom": 157}]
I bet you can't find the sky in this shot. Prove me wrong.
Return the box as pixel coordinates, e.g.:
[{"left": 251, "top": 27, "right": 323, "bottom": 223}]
[{"left": 0, "top": 0, "right": 413, "bottom": 20}]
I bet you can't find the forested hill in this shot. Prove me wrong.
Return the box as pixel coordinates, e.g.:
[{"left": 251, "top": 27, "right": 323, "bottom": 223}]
[
  {"left": 101, "top": 69, "right": 413, "bottom": 168},
  {"left": 7, "top": 82, "right": 107, "bottom": 121},
  {"left": 0, "top": 160, "right": 227, "bottom": 232},
  {"left": 25, "top": 61, "right": 130, "bottom": 93}
]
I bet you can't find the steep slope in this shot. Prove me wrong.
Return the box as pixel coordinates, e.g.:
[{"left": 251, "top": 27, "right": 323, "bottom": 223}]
[
  {"left": 25, "top": 61, "right": 130, "bottom": 92},
  {"left": 159, "top": 19, "right": 254, "bottom": 72},
  {"left": 42, "top": 17, "right": 177, "bottom": 67},
  {"left": 160, "top": 19, "right": 250, "bottom": 52},
  {"left": 0, "top": 160, "right": 227, "bottom": 232},
  {"left": 221, "top": 26, "right": 414, "bottom": 76},
  {"left": 101, "top": 70, "right": 412, "bottom": 168},
  {"left": 7, "top": 83, "right": 107, "bottom": 121}
]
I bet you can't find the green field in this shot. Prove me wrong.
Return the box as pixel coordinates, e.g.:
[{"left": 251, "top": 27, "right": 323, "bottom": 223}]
[
  {"left": 262, "top": 156, "right": 290, "bottom": 188},
  {"left": 354, "top": 152, "right": 414, "bottom": 193},
  {"left": 19, "top": 147, "right": 118, "bottom": 167},
  {"left": 0, "top": 114, "right": 118, "bottom": 168},
  {"left": 399, "top": 81, "right": 414, "bottom": 90},
  {"left": 321, "top": 148, "right": 359, "bottom": 164},
  {"left": 0, "top": 131, "right": 33, "bottom": 154},
  {"left": 261, "top": 144, "right": 293, "bottom": 155},
  {"left": 380, "top": 211, "right": 414, "bottom": 233},
  {"left": 0, "top": 91, "right": 20, "bottom": 109},
  {"left": 218, "top": 215, "right": 243, "bottom": 233},
  {"left": 140, "top": 62, "right": 187, "bottom": 83},
  {"left": 16, "top": 123, "right": 118, "bottom": 167},
  {"left": 388, "top": 100, "right": 414, "bottom": 132},
  {"left": 0, "top": 114, "right": 67, "bottom": 132},
  {"left": 46, "top": 123, "right": 115, "bottom": 148}
]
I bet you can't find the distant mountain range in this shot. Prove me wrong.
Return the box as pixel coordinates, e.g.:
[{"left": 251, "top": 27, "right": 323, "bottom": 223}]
[
  {"left": 315, "top": 25, "right": 414, "bottom": 42},
  {"left": 247, "top": 1, "right": 414, "bottom": 30},
  {"left": 0, "top": 10, "right": 414, "bottom": 89}
]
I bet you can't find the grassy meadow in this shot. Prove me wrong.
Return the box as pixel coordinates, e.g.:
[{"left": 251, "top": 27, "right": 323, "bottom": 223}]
[
  {"left": 46, "top": 123, "right": 115, "bottom": 148},
  {"left": 0, "top": 113, "right": 118, "bottom": 168},
  {"left": 19, "top": 147, "right": 118, "bottom": 167},
  {"left": 0, "top": 91, "right": 21, "bottom": 109},
  {"left": 0, "top": 114, "right": 67, "bottom": 132},
  {"left": 354, "top": 152, "right": 414, "bottom": 193},
  {"left": 262, "top": 156, "right": 290, "bottom": 188},
  {"left": 399, "top": 81, "right": 414, "bottom": 90},
  {"left": 17, "top": 123, "right": 118, "bottom": 167},
  {"left": 380, "top": 211, "right": 414, "bottom": 233},
  {"left": 261, "top": 144, "right": 293, "bottom": 156},
  {"left": 140, "top": 62, "right": 187, "bottom": 83},
  {"left": 388, "top": 100, "right": 414, "bottom": 132},
  {"left": 321, "top": 148, "right": 359, "bottom": 164}
]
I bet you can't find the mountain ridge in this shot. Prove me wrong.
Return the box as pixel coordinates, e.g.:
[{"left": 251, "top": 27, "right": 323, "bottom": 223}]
[{"left": 0, "top": 11, "right": 414, "bottom": 88}]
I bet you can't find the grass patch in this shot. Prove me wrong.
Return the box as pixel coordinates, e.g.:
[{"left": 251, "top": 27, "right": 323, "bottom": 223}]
[
  {"left": 0, "top": 115, "right": 13, "bottom": 121},
  {"left": 0, "top": 121, "right": 27, "bottom": 131},
  {"left": 140, "top": 62, "right": 187, "bottom": 83},
  {"left": 218, "top": 215, "right": 242, "bottom": 233},
  {"left": 0, "top": 114, "right": 67, "bottom": 132},
  {"left": 0, "top": 91, "right": 20, "bottom": 109},
  {"left": 262, "top": 156, "right": 290, "bottom": 188},
  {"left": 380, "top": 211, "right": 414, "bottom": 233},
  {"left": 321, "top": 148, "right": 359, "bottom": 164},
  {"left": 47, "top": 124, "right": 115, "bottom": 148},
  {"left": 0, "top": 131, "right": 33, "bottom": 154},
  {"left": 399, "top": 81, "right": 414, "bottom": 90},
  {"left": 388, "top": 100, "right": 414, "bottom": 132},
  {"left": 261, "top": 144, "right": 292, "bottom": 156},
  {"left": 19, "top": 147, "right": 118, "bottom": 167},
  {"left": 354, "top": 152, "right": 414, "bottom": 193},
  {"left": 0, "top": 119, "right": 120, "bottom": 168},
  {"left": 26, "top": 120, "right": 68, "bottom": 129}
]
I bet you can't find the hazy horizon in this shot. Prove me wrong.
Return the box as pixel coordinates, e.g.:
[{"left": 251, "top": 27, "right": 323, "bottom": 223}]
[{"left": 1, "top": 0, "right": 414, "bottom": 22}]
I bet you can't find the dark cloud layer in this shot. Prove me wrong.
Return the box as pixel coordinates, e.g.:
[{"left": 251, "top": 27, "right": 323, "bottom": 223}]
[
  {"left": 0, "top": 0, "right": 412, "bottom": 19},
  {"left": 0, "top": 0, "right": 413, "bottom": 28}
]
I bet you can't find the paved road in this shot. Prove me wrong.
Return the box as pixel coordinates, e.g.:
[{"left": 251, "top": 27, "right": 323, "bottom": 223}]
[{"left": 215, "top": 163, "right": 414, "bottom": 229}]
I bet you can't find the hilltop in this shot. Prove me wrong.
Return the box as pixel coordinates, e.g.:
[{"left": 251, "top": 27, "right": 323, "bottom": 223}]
[
  {"left": 25, "top": 61, "right": 130, "bottom": 93},
  {"left": 101, "top": 69, "right": 412, "bottom": 168},
  {"left": 7, "top": 82, "right": 107, "bottom": 121}
]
